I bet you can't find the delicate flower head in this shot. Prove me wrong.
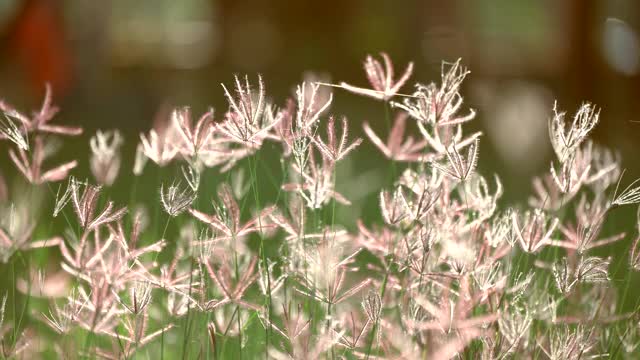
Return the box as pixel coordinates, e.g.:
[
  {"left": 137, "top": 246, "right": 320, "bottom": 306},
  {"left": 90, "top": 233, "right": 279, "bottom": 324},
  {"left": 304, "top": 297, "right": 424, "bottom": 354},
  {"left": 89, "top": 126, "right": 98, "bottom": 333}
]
[
  {"left": 575, "top": 256, "right": 610, "bottom": 284},
  {"left": 115, "top": 280, "right": 153, "bottom": 315},
  {"left": 190, "top": 183, "right": 274, "bottom": 239},
  {"left": 172, "top": 106, "right": 216, "bottom": 159},
  {"left": 0, "top": 112, "right": 29, "bottom": 150},
  {"left": 362, "top": 290, "right": 382, "bottom": 322},
  {"left": 471, "top": 262, "right": 507, "bottom": 301},
  {"left": 311, "top": 116, "right": 362, "bottom": 163},
  {"left": 200, "top": 255, "right": 261, "bottom": 311},
  {"left": 160, "top": 181, "right": 197, "bottom": 217},
  {"left": 340, "top": 52, "right": 414, "bottom": 101},
  {"left": 585, "top": 142, "right": 621, "bottom": 192},
  {"left": 550, "top": 194, "right": 624, "bottom": 253},
  {"left": 511, "top": 208, "right": 558, "bottom": 253},
  {"left": 431, "top": 138, "right": 479, "bottom": 182},
  {"left": 43, "top": 290, "right": 84, "bottom": 334},
  {"left": 219, "top": 74, "right": 281, "bottom": 145},
  {"left": 53, "top": 177, "right": 74, "bottom": 218},
  {"left": 90, "top": 130, "right": 123, "bottom": 186},
  {"left": 69, "top": 178, "right": 127, "bottom": 230},
  {"left": 0, "top": 202, "right": 61, "bottom": 263},
  {"left": 539, "top": 325, "right": 598, "bottom": 360},
  {"left": 612, "top": 175, "right": 640, "bottom": 207},
  {"left": 139, "top": 129, "right": 179, "bottom": 167},
  {"left": 274, "top": 80, "right": 333, "bottom": 161},
  {"left": 549, "top": 101, "right": 599, "bottom": 163},
  {"left": 138, "top": 105, "right": 181, "bottom": 168},
  {"left": 392, "top": 58, "right": 475, "bottom": 126},
  {"left": 295, "top": 80, "right": 332, "bottom": 131},
  {"left": 0, "top": 83, "right": 82, "bottom": 136},
  {"left": 380, "top": 186, "right": 410, "bottom": 226},
  {"left": 460, "top": 174, "right": 503, "bottom": 220},
  {"left": 282, "top": 148, "right": 351, "bottom": 209},
  {"left": 363, "top": 111, "right": 429, "bottom": 162},
  {"left": 410, "top": 275, "right": 499, "bottom": 335},
  {"left": 9, "top": 136, "right": 77, "bottom": 184},
  {"left": 181, "top": 164, "right": 201, "bottom": 192},
  {"left": 549, "top": 153, "right": 590, "bottom": 195},
  {"left": 497, "top": 309, "right": 532, "bottom": 354}
]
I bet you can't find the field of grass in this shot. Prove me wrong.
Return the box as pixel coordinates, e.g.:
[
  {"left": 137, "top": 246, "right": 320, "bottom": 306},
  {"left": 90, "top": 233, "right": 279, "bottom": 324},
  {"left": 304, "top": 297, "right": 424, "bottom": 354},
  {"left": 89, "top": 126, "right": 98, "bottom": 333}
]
[{"left": 1, "top": 55, "right": 640, "bottom": 359}]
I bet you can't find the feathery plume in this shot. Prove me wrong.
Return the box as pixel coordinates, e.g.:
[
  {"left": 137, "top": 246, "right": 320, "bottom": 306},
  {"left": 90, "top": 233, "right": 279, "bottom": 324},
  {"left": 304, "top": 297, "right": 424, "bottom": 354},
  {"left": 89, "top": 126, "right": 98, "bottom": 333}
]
[
  {"left": 69, "top": 179, "right": 127, "bottom": 231},
  {"left": 9, "top": 136, "right": 77, "bottom": 184},
  {"left": 549, "top": 102, "right": 599, "bottom": 163},
  {"left": 89, "top": 130, "right": 123, "bottom": 186},
  {"left": 392, "top": 59, "right": 475, "bottom": 126},
  {"left": 511, "top": 209, "right": 558, "bottom": 253},
  {"left": 339, "top": 52, "right": 414, "bottom": 101},
  {"left": 219, "top": 74, "right": 281, "bottom": 145},
  {"left": 0, "top": 83, "right": 82, "bottom": 136},
  {"left": 363, "top": 111, "right": 428, "bottom": 162},
  {"left": 171, "top": 106, "right": 216, "bottom": 159},
  {"left": 431, "top": 138, "right": 479, "bottom": 182},
  {"left": 312, "top": 116, "right": 362, "bottom": 163},
  {"left": 0, "top": 112, "right": 29, "bottom": 150},
  {"left": 160, "top": 181, "right": 197, "bottom": 217}
]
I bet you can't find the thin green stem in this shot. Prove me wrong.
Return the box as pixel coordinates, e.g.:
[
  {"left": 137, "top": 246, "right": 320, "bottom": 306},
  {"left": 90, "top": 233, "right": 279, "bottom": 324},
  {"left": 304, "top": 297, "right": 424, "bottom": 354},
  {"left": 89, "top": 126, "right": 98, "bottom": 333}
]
[
  {"left": 383, "top": 101, "right": 397, "bottom": 184},
  {"left": 248, "top": 154, "right": 272, "bottom": 356}
]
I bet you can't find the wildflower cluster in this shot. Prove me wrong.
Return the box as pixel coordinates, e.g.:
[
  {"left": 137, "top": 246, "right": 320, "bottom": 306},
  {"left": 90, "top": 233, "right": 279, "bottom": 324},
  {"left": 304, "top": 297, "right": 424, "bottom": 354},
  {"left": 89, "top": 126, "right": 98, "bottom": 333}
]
[{"left": 0, "top": 55, "right": 640, "bottom": 359}]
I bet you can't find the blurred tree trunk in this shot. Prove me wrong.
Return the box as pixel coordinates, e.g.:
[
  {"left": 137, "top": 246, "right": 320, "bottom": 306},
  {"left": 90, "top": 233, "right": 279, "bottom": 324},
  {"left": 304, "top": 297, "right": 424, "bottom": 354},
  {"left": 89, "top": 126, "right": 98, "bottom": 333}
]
[{"left": 567, "top": 0, "right": 597, "bottom": 106}]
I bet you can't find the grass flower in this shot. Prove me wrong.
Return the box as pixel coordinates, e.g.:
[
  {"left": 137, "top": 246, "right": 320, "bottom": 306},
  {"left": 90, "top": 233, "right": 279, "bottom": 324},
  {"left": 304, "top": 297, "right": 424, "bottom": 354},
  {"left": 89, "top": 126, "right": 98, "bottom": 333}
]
[
  {"left": 311, "top": 116, "right": 362, "bottom": 163},
  {"left": 363, "top": 111, "right": 428, "bottom": 162},
  {"left": 431, "top": 138, "right": 479, "bottom": 182},
  {"left": 549, "top": 102, "right": 599, "bottom": 163},
  {"left": 282, "top": 147, "right": 351, "bottom": 208},
  {"left": 219, "top": 75, "right": 282, "bottom": 145},
  {"left": 612, "top": 175, "right": 640, "bottom": 207},
  {"left": 339, "top": 52, "right": 414, "bottom": 101},
  {"left": 9, "top": 136, "right": 77, "bottom": 184},
  {"left": 172, "top": 106, "right": 216, "bottom": 159},
  {"left": 190, "top": 183, "right": 274, "bottom": 240},
  {"left": 0, "top": 203, "right": 61, "bottom": 262},
  {"left": 0, "top": 112, "right": 29, "bottom": 150},
  {"left": 511, "top": 209, "right": 559, "bottom": 253},
  {"left": 139, "top": 128, "right": 179, "bottom": 167},
  {"left": 295, "top": 81, "right": 332, "bottom": 131},
  {"left": 392, "top": 59, "right": 474, "bottom": 126},
  {"left": 0, "top": 84, "right": 82, "bottom": 136},
  {"left": 2, "top": 56, "right": 640, "bottom": 359},
  {"left": 201, "top": 255, "right": 261, "bottom": 311},
  {"left": 89, "top": 129, "right": 123, "bottom": 186},
  {"left": 68, "top": 179, "right": 127, "bottom": 231},
  {"left": 160, "top": 181, "right": 196, "bottom": 217}
]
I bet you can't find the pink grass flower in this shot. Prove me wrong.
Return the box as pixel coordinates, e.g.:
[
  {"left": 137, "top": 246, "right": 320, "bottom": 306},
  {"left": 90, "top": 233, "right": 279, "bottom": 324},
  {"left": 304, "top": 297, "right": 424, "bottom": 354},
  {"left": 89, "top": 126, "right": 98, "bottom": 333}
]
[
  {"left": 363, "top": 111, "right": 429, "bottom": 162},
  {"left": 0, "top": 83, "right": 82, "bottom": 136},
  {"left": 311, "top": 116, "right": 362, "bottom": 163},
  {"left": 340, "top": 52, "right": 414, "bottom": 101},
  {"left": 9, "top": 136, "right": 76, "bottom": 184}
]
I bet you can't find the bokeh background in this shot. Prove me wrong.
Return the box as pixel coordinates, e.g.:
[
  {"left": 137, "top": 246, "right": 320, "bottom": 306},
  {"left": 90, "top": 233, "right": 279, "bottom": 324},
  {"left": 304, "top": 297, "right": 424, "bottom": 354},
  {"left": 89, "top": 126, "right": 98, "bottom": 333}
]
[{"left": 0, "top": 0, "right": 639, "bottom": 202}]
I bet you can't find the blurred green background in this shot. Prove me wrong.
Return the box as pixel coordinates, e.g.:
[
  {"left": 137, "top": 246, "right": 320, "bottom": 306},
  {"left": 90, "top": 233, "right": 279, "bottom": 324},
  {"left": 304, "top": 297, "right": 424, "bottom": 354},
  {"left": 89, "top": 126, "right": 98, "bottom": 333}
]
[{"left": 0, "top": 0, "right": 639, "bottom": 201}]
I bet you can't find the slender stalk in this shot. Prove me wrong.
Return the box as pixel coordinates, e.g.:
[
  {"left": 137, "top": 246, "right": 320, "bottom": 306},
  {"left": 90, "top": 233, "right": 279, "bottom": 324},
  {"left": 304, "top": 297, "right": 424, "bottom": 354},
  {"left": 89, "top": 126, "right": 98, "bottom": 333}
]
[
  {"left": 365, "top": 261, "right": 390, "bottom": 359},
  {"left": 181, "top": 257, "right": 195, "bottom": 360},
  {"left": 161, "top": 326, "right": 165, "bottom": 360},
  {"left": 383, "top": 101, "right": 397, "bottom": 184},
  {"left": 248, "top": 154, "right": 271, "bottom": 356},
  {"left": 232, "top": 240, "right": 243, "bottom": 360}
]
